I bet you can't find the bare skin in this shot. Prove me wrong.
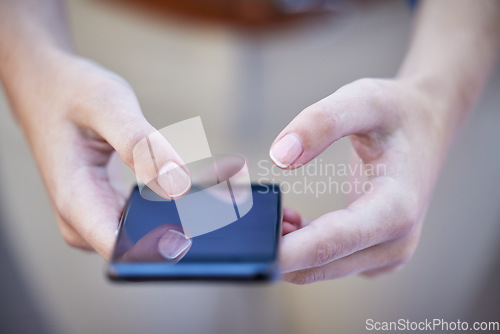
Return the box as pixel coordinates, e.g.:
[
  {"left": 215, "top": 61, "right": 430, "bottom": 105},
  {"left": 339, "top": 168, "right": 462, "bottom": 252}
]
[
  {"left": 1, "top": 0, "right": 499, "bottom": 281},
  {"left": 0, "top": 0, "right": 191, "bottom": 259},
  {"left": 272, "top": 1, "right": 500, "bottom": 283}
]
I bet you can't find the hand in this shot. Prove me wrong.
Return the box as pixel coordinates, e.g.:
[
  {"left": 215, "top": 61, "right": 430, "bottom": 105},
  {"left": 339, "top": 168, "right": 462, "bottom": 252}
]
[
  {"left": 7, "top": 51, "right": 191, "bottom": 260},
  {"left": 271, "top": 78, "right": 453, "bottom": 283}
]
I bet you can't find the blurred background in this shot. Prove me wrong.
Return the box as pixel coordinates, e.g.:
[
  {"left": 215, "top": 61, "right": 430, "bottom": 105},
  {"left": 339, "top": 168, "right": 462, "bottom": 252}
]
[{"left": 1, "top": 0, "right": 499, "bottom": 333}]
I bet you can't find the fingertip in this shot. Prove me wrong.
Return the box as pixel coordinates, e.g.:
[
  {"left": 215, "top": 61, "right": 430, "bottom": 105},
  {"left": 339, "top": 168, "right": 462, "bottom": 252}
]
[
  {"left": 269, "top": 133, "right": 304, "bottom": 169},
  {"left": 158, "top": 229, "right": 192, "bottom": 260},
  {"left": 282, "top": 222, "right": 297, "bottom": 235},
  {"left": 283, "top": 207, "right": 302, "bottom": 227}
]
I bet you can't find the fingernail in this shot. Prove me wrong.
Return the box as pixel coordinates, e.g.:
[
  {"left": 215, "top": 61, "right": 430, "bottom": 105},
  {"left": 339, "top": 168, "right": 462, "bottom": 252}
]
[
  {"left": 269, "top": 133, "right": 303, "bottom": 169},
  {"left": 158, "top": 161, "right": 191, "bottom": 198},
  {"left": 158, "top": 229, "right": 192, "bottom": 260}
]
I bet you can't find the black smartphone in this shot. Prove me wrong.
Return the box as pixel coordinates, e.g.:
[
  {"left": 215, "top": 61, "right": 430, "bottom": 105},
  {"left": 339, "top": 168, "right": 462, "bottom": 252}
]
[{"left": 107, "top": 183, "right": 282, "bottom": 282}]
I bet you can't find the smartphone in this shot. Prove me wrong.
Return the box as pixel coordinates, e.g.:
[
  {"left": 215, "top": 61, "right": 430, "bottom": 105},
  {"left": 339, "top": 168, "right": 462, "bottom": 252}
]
[{"left": 107, "top": 183, "right": 281, "bottom": 282}]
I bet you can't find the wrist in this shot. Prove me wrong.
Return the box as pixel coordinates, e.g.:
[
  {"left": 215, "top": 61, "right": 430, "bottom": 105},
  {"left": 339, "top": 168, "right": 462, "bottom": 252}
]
[
  {"left": 397, "top": 71, "right": 475, "bottom": 133},
  {"left": 1, "top": 45, "right": 74, "bottom": 106}
]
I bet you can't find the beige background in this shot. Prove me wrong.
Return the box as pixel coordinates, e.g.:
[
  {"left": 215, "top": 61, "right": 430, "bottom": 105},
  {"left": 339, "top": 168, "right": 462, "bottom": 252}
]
[{"left": 1, "top": 0, "right": 499, "bottom": 333}]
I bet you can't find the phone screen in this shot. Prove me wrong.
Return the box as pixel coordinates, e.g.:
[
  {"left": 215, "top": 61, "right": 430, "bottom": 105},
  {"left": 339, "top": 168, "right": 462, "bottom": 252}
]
[{"left": 108, "top": 183, "right": 281, "bottom": 281}]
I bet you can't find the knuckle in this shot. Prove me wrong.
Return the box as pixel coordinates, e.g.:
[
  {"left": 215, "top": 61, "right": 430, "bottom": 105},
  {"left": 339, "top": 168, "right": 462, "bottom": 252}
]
[
  {"left": 394, "top": 243, "right": 417, "bottom": 267},
  {"left": 348, "top": 78, "right": 398, "bottom": 123},
  {"left": 93, "top": 76, "right": 134, "bottom": 103},
  {"left": 122, "top": 129, "right": 146, "bottom": 167},
  {"left": 289, "top": 269, "right": 327, "bottom": 285},
  {"left": 394, "top": 252, "right": 412, "bottom": 267},
  {"left": 287, "top": 272, "right": 308, "bottom": 285},
  {"left": 386, "top": 229, "right": 421, "bottom": 270},
  {"left": 54, "top": 193, "right": 76, "bottom": 224},
  {"left": 61, "top": 229, "right": 86, "bottom": 249},
  {"left": 351, "top": 78, "right": 377, "bottom": 90},
  {"left": 303, "top": 103, "right": 340, "bottom": 138},
  {"left": 53, "top": 192, "right": 92, "bottom": 250},
  {"left": 119, "top": 120, "right": 156, "bottom": 170},
  {"left": 395, "top": 218, "right": 415, "bottom": 239},
  {"left": 312, "top": 235, "right": 342, "bottom": 267},
  {"left": 399, "top": 207, "right": 419, "bottom": 237},
  {"left": 54, "top": 210, "right": 87, "bottom": 250},
  {"left": 354, "top": 78, "right": 386, "bottom": 105},
  {"left": 62, "top": 234, "right": 81, "bottom": 248},
  {"left": 391, "top": 191, "right": 420, "bottom": 239}
]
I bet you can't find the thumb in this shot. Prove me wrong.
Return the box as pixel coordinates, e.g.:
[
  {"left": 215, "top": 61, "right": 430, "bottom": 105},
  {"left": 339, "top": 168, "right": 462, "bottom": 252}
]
[
  {"left": 95, "top": 112, "right": 191, "bottom": 199},
  {"left": 120, "top": 224, "right": 192, "bottom": 262},
  {"left": 269, "top": 80, "right": 387, "bottom": 169}
]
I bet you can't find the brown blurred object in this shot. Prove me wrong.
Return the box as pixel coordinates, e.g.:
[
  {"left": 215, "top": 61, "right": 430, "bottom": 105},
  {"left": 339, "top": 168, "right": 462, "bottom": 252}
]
[{"left": 100, "top": 0, "right": 336, "bottom": 27}]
